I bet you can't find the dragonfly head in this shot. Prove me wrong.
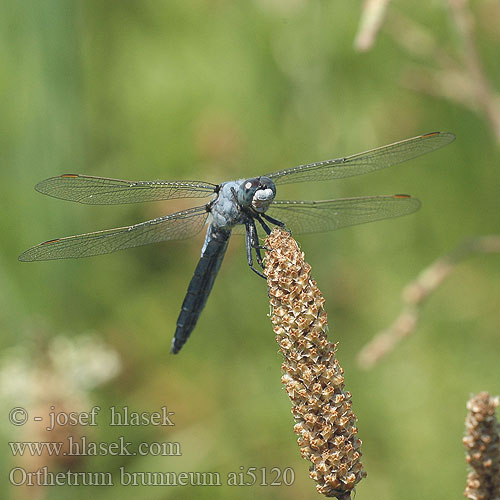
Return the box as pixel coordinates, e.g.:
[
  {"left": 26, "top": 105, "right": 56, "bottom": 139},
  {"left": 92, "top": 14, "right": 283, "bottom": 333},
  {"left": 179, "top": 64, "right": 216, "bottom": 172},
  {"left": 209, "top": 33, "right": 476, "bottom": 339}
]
[{"left": 238, "top": 176, "right": 276, "bottom": 213}]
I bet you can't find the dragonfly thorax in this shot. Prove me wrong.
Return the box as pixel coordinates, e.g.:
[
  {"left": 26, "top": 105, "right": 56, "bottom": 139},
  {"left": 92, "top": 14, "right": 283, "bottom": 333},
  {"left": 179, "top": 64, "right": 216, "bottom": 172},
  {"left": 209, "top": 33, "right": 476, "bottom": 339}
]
[{"left": 237, "top": 176, "right": 276, "bottom": 214}]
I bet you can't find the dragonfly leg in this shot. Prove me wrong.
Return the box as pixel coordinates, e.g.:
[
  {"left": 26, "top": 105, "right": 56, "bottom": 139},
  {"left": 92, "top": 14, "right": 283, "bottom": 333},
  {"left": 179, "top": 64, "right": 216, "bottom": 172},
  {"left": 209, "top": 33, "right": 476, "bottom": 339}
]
[
  {"left": 249, "top": 219, "right": 266, "bottom": 268},
  {"left": 252, "top": 215, "right": 275, "bottom": 252},
  {"left": 255, "top": 245, "right": 264, "bottom": 267},
  {"left": 254, "top": 215, "right": 272, "bottom": 235},
  {"left": 245, "top": 221, "right": 266, "bottom": 278},
  {"left": 234, "top": 187, "right": 267, "bottom": 263},
  {"left": 261, "top": 212, "right": 286, "bottom": 229}
]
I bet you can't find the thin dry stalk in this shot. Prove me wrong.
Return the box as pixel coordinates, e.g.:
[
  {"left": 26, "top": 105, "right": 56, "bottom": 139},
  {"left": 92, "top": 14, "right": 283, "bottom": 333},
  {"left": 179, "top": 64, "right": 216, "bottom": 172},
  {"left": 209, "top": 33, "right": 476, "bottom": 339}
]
[
  {"left": 447, "top": 0, "right": 500, "bottom": 143},
  {"left": 463, "top": 392, "right": 500, "bottom": 500},
  {"left": 354, "top": 0, "right": 500, "bottom": 144},
  {"left": 388, "top": 3, "right": 500, "bottom": 144},
  {"left": 354, "top": 0, "right": 392, "bottom": 52},
  {"left": 357, "top": 235, "right": 500, "bottom": 370},
  {"left": 265, "top": 228, "right": 366, "bottom": 499}
]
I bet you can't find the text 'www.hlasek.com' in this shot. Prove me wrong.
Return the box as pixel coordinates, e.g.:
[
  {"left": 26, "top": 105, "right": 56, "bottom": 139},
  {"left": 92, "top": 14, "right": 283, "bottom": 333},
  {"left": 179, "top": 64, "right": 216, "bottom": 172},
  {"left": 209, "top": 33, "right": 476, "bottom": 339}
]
[{"left": 8, "top": 405, "right": 295, "bottom": 488}]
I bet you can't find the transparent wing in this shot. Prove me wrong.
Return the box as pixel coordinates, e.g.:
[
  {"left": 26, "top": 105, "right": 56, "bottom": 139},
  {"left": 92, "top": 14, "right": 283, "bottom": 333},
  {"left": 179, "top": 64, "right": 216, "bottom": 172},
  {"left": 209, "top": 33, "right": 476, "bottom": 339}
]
[
  {"left": 35, "top": 174, "right": 218, "bottom": 204},
  {"left": 19, "top": 206, "right": 209, "bottom": 261},
  {"left": 265, "top": 132, "right": 455, "bottom": 185},
  {"left": 261, "top": 195, "right": 421, "bottom": 234}
]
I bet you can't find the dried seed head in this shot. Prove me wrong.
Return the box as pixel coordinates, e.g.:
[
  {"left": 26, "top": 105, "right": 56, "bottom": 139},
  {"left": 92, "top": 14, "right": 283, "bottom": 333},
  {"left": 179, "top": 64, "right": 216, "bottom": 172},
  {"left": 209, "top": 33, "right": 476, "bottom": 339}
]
[
  {"left": 463, "top": 391, "right": 500, "bottom": 500},
  {"left": 265, "top": 228, "right": 366, "bottom": 498}
]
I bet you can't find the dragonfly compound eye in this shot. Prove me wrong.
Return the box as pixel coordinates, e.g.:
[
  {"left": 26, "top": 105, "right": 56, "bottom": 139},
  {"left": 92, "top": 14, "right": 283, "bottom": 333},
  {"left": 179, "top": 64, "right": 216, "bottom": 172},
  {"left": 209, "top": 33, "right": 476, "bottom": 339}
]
[{"left": 237, "top": 178, "right": 260, "bottom": 208}]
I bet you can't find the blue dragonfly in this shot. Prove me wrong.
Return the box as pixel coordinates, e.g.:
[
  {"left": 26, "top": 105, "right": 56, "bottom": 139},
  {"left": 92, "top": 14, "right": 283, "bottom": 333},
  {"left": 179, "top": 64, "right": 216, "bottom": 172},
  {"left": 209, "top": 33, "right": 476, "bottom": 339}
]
[{"left": 19, "top": 131, "right": 455, "bottom": 353}]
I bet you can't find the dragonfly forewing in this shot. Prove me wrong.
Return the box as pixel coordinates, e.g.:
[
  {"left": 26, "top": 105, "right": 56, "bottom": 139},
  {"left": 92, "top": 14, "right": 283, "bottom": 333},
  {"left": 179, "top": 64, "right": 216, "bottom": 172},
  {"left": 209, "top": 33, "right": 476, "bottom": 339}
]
[
  {"left": 35, "top": 174, "right": 217, "bottom": 205},
  {"left": 266, "top": 131, "right": 455, "bottom": 185}
]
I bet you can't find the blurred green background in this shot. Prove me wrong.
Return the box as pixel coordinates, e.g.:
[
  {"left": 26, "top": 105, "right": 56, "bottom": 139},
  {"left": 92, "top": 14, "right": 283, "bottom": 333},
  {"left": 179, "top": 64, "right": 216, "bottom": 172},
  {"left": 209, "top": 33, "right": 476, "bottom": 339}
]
[{"left": 1, "top": 1, "right": 499, "bottom": 499}]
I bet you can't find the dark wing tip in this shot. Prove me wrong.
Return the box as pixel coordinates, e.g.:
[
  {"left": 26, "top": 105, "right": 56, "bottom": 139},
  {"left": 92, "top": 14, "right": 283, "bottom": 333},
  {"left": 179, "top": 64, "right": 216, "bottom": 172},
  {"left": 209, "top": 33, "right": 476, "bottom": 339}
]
[
  {"left": 397, "top": 194, "right": 421, "bottom": 213},
  {"left": 387, "top": 194, "right": 421, "bottom": 216},
  {"left": 394, "top": 192, "right": 421, "bottom": 200},
  {"left": 18, "top": 238, "right": 62, "bottom": 262},
  {"left": 422, "top": 131, "right": 456, "bottom": 143}
]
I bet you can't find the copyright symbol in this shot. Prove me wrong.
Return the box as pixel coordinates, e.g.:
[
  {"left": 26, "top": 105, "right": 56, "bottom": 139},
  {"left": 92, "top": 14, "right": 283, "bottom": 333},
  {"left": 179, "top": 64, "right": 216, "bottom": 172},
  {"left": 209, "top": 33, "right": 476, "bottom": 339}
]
[{"left": 9, "top": 407, "right": 28, "bottom": 426}]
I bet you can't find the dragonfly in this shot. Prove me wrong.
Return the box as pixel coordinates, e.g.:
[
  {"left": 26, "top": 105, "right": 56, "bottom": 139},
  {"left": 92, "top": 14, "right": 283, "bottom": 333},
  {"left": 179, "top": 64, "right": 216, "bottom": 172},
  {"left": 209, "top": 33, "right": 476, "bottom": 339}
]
[{"left": 19, "top": 131, "right": 455, "bottom": 353}]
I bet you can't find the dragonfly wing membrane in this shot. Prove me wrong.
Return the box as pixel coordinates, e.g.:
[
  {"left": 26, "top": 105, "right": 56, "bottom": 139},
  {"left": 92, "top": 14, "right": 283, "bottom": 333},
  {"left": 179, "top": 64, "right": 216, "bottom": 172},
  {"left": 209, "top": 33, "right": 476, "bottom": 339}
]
[
  {"left": 266, "top": 195, "right": 421, "bottom": 234},
  {"left": 35, "top": 174, "right": 217, "bottom": 204},
  {"left": 266, "top": 132, "right": 455, "bottom": 185},
  {"left": 19, "top": 206, "right": 209, "bottom": 261}
]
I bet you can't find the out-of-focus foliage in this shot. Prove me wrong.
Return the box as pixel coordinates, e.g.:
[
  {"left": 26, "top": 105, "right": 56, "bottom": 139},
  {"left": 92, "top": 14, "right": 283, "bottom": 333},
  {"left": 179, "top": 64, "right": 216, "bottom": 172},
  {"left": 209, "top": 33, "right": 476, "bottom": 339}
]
[{"left": 1, "top": 1, "right": 499, "bottom": 499}]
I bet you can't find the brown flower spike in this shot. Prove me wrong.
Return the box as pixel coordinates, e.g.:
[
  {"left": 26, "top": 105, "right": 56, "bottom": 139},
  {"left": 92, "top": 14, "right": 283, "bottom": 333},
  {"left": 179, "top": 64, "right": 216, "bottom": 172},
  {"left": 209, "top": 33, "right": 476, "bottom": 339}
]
[
  {"left": 463, "top": 391, "right": 500, "bottom": 500},
  {"left": 265, "top": 228, "right": 366, "bottom": 498}
]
